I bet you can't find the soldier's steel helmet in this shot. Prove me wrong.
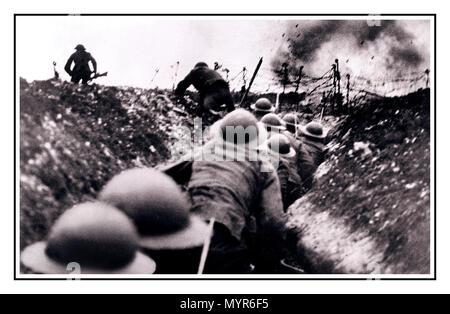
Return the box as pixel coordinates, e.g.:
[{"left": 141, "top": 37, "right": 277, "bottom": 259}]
[
  {"left": 194, "top": 62, "right": 209, "bottom": 68},
  {"left": 74, "top": 44, "right": 86, "bottom": 51},
  {"left": 301, "top": 121, "right": 326, "bottom": 139},
  {"left": 266, "top": 133, "right": 296, "bottom": 158},
  {"left": 211, "top": 109, "right": 268, "bottom": 146},
  {"left": 99, "top": 168, "right": 211, "bottom": 250},
  {"left": 21, "top": 202, "right": 156, "bottom": 274},
  {"left": 261, "top": 113, "right": 286, "bottom": 131},
  {"left": 283, "top": 113, "right": 298, "bottom": 127},
  {"left": 250, "top": 98, "right": 275, "bottom": 113}
]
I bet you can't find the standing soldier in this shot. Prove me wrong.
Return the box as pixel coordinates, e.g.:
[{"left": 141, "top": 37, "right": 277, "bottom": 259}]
[
  {"left": 282, "top": 113, "right": 316, "bottom": 190},
  {"left": 64, "top": 44, "right": 97, "bottom": 85},
  {"left": 175, "top": 62, "right": 235, "bottom": 117}
]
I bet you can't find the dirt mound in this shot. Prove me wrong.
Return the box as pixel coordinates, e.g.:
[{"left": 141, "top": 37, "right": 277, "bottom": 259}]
[
  {"left": 19, "top": 78, "right": 192, "bottom": 254},
  {"left": 287, "top": 88, "right": 431, "bottom": 274},
  {"left": 19, "top": 77, "right": 431, "bottom": 275}
]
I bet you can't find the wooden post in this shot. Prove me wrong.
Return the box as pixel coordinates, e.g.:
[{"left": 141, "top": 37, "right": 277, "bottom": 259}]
[
  {"left": 150, "top": 68, "right": 159, "bottom": 86},
  {"left": 294, "top": 65, "right": 304, "bottom": 93},
  {"left": 335, "top": 59, "right": 342, "bottom": 114},
  {"left": 242, "top": 67, "right": 247, "bottom": 87},
  {"left": 322, "top": 91, "right": 326, "bottom": 116},
  {"left": 275, "top": 92, "right": 280, "bottom": 112},
  {"left": 281, "top": 63, "right": 289, "bottom": 94},
  {"left": 223, "top": 68, "right": 230, "bottom": 83},
  {"left": 346, "top": 73, "right": 350, "bottom": 113},
  {"left": 52, "top": 61, "right": 59, "bottom": 79},
  {"left": 331, "top": 64, "right": 336, "bottom": 113},
  {"left": 335, "top": 59, "right": 341, "bottom": 95},
  {"left": 172, "top": 61, "right": 180, "bottom": 91}
]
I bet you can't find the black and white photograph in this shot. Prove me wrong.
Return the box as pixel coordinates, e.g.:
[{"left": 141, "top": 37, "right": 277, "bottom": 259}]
[{"left": 14, "top": 14, "right": 434, "bottom": 280}]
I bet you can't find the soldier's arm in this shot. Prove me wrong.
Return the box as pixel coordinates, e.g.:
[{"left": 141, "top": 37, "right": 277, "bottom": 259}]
[
  {"left": 174, "top": 72, "right": 193, "bottom": 96},
  {"left": 276, "top": 163, "right": 290, "bottom": 210},
  {"left": 89, "top": 54, "right": 97, "bottom": 73},
  {"left": 255, "top": 170, "right": 288, "bottom": 270},
  {"left": 297, "top": 144, "right": 316, "bottom": 189},
  {"left": 258, "top": 170, "right": 287, "bottom": 231},
  {"left": 64, "top": 55, "right": 74, "bottom": 75}
]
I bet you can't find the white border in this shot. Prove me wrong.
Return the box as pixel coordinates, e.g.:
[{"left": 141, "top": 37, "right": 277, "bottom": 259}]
[{"left": 14, "top": 14, "right": 435, "bottom": 281}]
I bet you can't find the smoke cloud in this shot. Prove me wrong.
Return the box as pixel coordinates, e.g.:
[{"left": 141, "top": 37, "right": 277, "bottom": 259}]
[{"left": 272, "top": 20, "right": 429, "bottom": 78}]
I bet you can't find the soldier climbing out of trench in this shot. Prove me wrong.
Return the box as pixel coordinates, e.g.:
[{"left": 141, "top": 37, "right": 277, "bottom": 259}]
[
  {"left": 174, "top": 62, "right": 235, "bottom": 118},
  {"left": 64, "top": 44, "right": 97, "bottom": 85}
]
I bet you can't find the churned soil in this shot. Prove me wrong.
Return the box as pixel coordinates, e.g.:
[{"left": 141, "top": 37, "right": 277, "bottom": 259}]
[{"left": 287, "top": 89, "right": 431, "bottom": 274}]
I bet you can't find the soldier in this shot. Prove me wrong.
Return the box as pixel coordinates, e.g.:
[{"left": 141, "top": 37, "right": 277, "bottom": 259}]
[
  {"left": 64, "top": 44, "right": 97, "bottom": 85},
  {"left": 260, "top": 113, "right": 286, "bottom": 137},
  {"left": 188, "top": 109, "right": 287, "bottom": 273},
  {"left": 250, "top": 98, "right": 276, "bottom": 120},
  {"left": 175, "top": 62, "right": 234, "bottom": 117},
  {"left": 99, "top": 168, "right": 212, "bottom": 274},
  {"left": 282, "top": 113, "right": 299, "bottom": 135},
  {"left": 299, "top": 121, "right": 327, "bottom": 169},
  {"left": 282, "top": 113, "right": 316, "bottom": 191},
  {"left": 21, "top": 202, "right": 156, "bottom": 274},
  {"left": 262, "top": 133, "right": 303, "bottom": 211}
]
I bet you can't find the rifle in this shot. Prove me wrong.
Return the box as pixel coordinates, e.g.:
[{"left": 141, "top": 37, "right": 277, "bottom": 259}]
[
  {"left": 88, "top": 71, "right": 108, "bottom": 82},
  {"left": 319, "top": 106, "right": 325, "bottom": 123},
  {"left": 279, "top": 259, "right": 305, "bottom": 274},
  {"left": 239, "top": 57, "right": 263, "bottom": 106}
]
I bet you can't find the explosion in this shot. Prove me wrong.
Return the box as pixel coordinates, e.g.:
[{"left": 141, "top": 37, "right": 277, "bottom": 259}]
[{"left": 271, "top": 20, "right": 429, "bottom": 80}]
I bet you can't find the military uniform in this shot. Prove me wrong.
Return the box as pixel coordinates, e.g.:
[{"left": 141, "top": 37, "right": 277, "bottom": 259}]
[
  {"left": 283, "top": 131, "right": 316, "bottom": 190},
  {"left": 175, "top": 63, "right": 234, "bottom": 115},
  {"left": 188, "top": 140, "right": 287, "bottom": 272},
  {"left": 301, "top": 137, "right": 325, "bottom": 169},
  {"left": 64, "top": 47, "right": 97, "bottom": 85}
]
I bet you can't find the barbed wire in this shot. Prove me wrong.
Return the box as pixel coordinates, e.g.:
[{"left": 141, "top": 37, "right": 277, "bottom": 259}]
[{"left": 158, "top": 60, "right": 430, "bottom": 101}]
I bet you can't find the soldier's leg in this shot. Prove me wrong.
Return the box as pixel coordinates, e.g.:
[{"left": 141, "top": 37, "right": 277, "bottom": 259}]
[
  {"left": 71, "top": 74, "right": 81, "bottom": 84},
  {"left": 216, "top": 86, "right": 235, "bottom": 113},
  {"left": 223, "top": 91, "right": 235, "bottom": 112},
  {"left": 204, "top": 223, "right": 253, "bottom": 274},
  {"left": 196, "top": 93, "right": 206, "bottom": 117},
  {"left": 81, "top": 71, "right": 91, "bottom": 85}
]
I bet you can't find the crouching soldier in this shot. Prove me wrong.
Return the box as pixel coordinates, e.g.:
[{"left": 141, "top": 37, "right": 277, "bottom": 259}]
[
  {"left": 260, "top": 113, "right": 286, "bottom": 137},
  {"left": 188, "top": 109, "right": 288, "bottom": 273},
  {"left": 299, "top": 121, "right": 327, "bottom": 169},
  {"left": 282, "top": 113, "right": 316, "bottom": 191},
  {"left": 261, "top": 133, "right": 303, "bottom": 211},
  {"left": 175, "top": 62, "right": 235, "bottom": 117},
  {"left": 99, "top": 168, "right": 213, "bottom": 274},
  {"left": 21, "top": 202, "right": 156, "bottom": 274},
  {"left": 250, "top": 98, "right": 276, "bottom": 121}
]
